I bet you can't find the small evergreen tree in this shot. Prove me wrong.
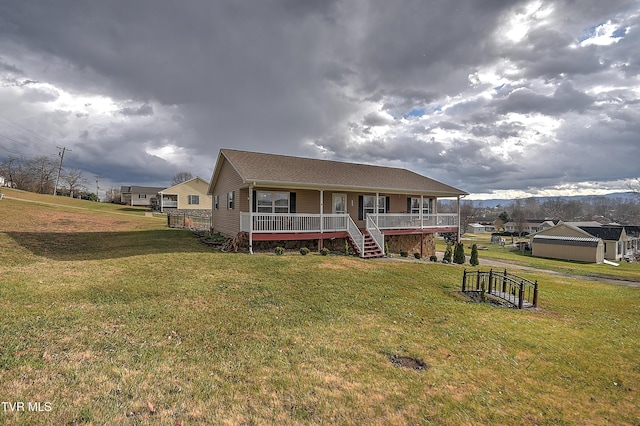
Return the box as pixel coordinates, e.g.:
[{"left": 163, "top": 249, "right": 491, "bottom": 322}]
[
  {"left": 470, "top": 243, "right": 479, "bottom": 266},
  {"left": 443, "top": 243, "right": 453, "bottom": 263},
  {"left": 453, "top": 242, "right": 465, "bottom": 264}
]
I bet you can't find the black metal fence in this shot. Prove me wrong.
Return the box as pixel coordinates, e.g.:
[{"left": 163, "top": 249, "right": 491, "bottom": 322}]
[{"left": 462, "top": 269, "right": 538, "bottom": 309}]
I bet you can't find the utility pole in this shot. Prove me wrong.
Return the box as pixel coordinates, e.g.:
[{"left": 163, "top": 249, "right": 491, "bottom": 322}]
[
  {"left": 54, "top": 146, "right": 71, "bottom": 196},
  {"left": 95, "top": 175, "right": 100, "bottom": 201}
]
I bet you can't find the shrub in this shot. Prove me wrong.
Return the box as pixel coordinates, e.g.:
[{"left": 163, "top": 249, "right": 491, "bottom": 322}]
[
  {"left": 384, "top": 242, "right": 390, "bottom": 256},
  {"left": 300, "top": 247, "right": 310, "bottom": 256},
  {"left": 453, "top": 242, "right": 465, "bottom": 264},
  {"left": 320, "top": 247, "right": 330, "bottom": 256},
  {"left": 429, "top": 255, "right": 438, "bottom": 262},
  {"left": 344, "top": 240, "right": 350, "bottom": 255},
  {"left": 470, "top": 244, "right": 479, "bottom": 266},
  {"left": 274, "top": 246, "right": 285, "bottom": 256},
  {"left": 400, "top": 250, "right": 408, "bottom": 257},
  {"left": 443, "top": 243, "right": 453, "bottom": 263},
  {"left": 413, "top": 253, "right": 421, "bottom": 259}
]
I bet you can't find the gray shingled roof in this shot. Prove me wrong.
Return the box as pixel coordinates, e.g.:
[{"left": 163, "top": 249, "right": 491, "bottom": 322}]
[
  {"left": 120, "top": 185, "right": 165, "bottom": 193},
  {"left": 219, "top": 149, "right": 467, "bottom": 196},
  {"left": 532, "top": 235, "right": 601, "bottom": 247}
]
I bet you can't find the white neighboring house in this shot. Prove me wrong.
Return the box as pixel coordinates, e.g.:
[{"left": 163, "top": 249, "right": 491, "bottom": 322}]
[
  {"left": 120, "top": 185, "right": 164, "bottom": 207},
  {"left": 466, "top": 223, "right": 496, "bottom": 234},
  {"left": 504, "top": 220, "right": 556, "bottom": 234}
]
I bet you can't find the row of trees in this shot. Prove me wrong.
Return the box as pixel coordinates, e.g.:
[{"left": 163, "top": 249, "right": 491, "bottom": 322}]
[
  {"left": 445, "top": 193, "right": 640, "bottom": 231},
  {"left": 0, "top": 155, "right": 92, "bottom": 199}
]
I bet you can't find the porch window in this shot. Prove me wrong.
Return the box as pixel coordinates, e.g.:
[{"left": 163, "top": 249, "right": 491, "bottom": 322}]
[
  {"left": 256, "top": 191, "right": 290, "bottom": 214},
  {"left": 363, "top": 195, "right": 386, "bottom": 216},
  {"left": 423, "top": 198, "right": 434, "bottom": 214},
  {"left": 188, "top": 195, "right": 200, "bottom": 205},
  {"left": 410, "top": 197, "right": 434, "bottom": 214}
]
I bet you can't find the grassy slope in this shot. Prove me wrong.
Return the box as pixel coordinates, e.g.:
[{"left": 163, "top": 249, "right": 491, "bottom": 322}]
[{"left": 1, "top": 190, "right": 639, "bottom": 425}]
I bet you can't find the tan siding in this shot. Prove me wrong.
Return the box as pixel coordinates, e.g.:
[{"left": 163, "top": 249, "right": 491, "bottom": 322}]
[
  {"left": 211, "top": 157, "right": 243, "bottom": 236},
  {"left": 532, "top": 241, "right": 603, "bottom": 263},
  {"left": 170, "top": 179, "right": 212, "bottom": 210},
  {"left": 295, "top": 189, "right": 320, "bottom": 213}
]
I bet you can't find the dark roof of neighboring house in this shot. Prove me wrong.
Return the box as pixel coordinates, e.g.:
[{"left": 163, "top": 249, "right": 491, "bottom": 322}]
[
  {"left": 623, "top": 225, "right": 640, "bottom": 237},
  {"left": 212, "top": 149, "right": 468, "bottom": 196},
  {"left": 120, "top": 185, "right": 165, "bottom": 194},
  {"left": 579, "top": 226, "right": 624, "bottom": 241}
]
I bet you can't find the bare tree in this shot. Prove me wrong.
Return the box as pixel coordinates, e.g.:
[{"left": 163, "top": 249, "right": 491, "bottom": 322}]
[
  {"left": 61, "top": 168, "right": 88, "bottom": 197},
  {"left": 459, "top": 200, "right": 475, "bottom": 233},
  {"left": 171, "top": 171, "right": 193, "bottom": 186},
  {"left": 104, "top": 187, "right": 121, "bottom": 203},
  {"left": 28, "top": 156, "right": 57, "bottom": 194}
]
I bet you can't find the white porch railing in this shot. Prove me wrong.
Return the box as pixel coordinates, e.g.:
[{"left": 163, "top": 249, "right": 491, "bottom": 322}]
[
  {"left": 240, "top": 213, "right": 349, "bottom": 233},
  {"left": 240, "top": 212, "right": 459, "bottom": 233},
  {"left": 347, "top": 216, "right": 365, "bottom": 256},
  {"left": 366, "top": 215, "right": 385, "bottom": 254},
  {"left": 371, "top": 213, "right": 458, "bottom": 229}
]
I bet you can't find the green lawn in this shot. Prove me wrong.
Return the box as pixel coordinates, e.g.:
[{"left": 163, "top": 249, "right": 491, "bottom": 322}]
[{"left": 1, "top": 191, "right": 639, "bottom": 425}]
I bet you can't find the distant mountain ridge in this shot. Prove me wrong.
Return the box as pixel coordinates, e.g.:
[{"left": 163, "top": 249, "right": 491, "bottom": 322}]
[{"left": 466, "top": 192, "right": 638, "bottom": 208}]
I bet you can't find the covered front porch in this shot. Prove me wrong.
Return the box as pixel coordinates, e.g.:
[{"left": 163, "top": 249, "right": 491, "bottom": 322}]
[{"left": 240, "top": 211, "right": 459, "bottom": 258}]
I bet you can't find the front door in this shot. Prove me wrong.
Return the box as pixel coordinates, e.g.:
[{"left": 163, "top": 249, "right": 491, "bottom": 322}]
[{"left": 332, "top": 193, "right": 347, "bottom": 215}]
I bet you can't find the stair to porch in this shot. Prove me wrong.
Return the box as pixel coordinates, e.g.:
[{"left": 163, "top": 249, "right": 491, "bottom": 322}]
[{"left": 358, "top": 231, "right": 385, "bottom": 259}]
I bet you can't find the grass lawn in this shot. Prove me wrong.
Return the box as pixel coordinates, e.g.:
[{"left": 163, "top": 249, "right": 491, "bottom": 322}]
[{"left": 1, "top": 190, "right": 639, "bottom": 424}]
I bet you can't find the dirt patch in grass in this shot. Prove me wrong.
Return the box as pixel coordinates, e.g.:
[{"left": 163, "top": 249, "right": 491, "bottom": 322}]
[
  {"left": 317, "top": 257, "right": 370, "bottom": 270},
  {"left": 388, "top": 354, "right": 429, "bottom": 371}
]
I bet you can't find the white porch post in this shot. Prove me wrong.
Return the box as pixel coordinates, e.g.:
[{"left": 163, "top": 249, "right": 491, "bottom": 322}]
[
  {"left": 159, "top": 191, "right": 164, "bottom": 213},
  {"left": 320, "top": 190, "right": 324, "bottom": 233},
  {"left": 420, "top": 195, "right": 424, "bottom": 229},
  {"left": 457, "top": 195, "right": 461, "bottom": 242},
  {"left": 248, "top": 185, "right": 254, "bottom": 254},
  {"left": 375, "top": 192, "right": 379, "bottom": 226}
]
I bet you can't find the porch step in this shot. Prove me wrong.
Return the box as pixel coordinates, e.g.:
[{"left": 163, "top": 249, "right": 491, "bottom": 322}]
[{"left": 361, "top": 232, "right": 385, "bottom": 259}]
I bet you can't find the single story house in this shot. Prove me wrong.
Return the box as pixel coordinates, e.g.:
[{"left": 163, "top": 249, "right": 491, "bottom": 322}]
[
  {"left": 577, "top": 224, "right": 635, "bottom": 262},
  {"left": 466, "top": 223, "right": 496, "bottom": 234},
  {"left": 504, "top": 219, "right": 556, "bottom": 235},
  {"left": 158, "top": 177, "right": 212, "bottom": 214},
  {"left": 120, "top": 185, "right": 164, "bottom": 207},
  {"left": 207, "top": 149, "right": 468, "bottom": 258},
  {"left": 530, "top": 222, "right": 604, "bottom": 264}
]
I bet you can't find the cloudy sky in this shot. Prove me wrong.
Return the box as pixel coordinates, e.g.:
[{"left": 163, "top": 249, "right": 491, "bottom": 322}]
[{"left": 0, "top": 0, "right": 638, "bottom": 200}]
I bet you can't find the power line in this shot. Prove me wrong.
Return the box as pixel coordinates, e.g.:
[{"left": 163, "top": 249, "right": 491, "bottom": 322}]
[{"left": 0, "top": 114, "right": 56, "bottom": 146}]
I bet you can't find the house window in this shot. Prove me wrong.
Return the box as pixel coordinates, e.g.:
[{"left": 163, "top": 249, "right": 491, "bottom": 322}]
[
  {"left": 410, "top": 197, "right": 434, "bottom": 214},
  {"left": 188, "top": 195, "right": 200, "bottom": 205},
  {"left": 138, "top": 194, "right": 147, "bottom": 199},
  {"left": 363, "top": 195, "right": 386, "bottom": 217},
  {"left": 227, "top": 191, "right": 235, "bottom": 210},
  {"left": 423, "top": 198, "right": 434, "bottom": 214},
  {"left": 214, "top": 195, "right": 219, "bottom": 210},
  {"left": 256, "top": 191, "right": 290, "bottom": 214},
  {"left": 410, "top": 198, "right": 420, "bottom": 214}
]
